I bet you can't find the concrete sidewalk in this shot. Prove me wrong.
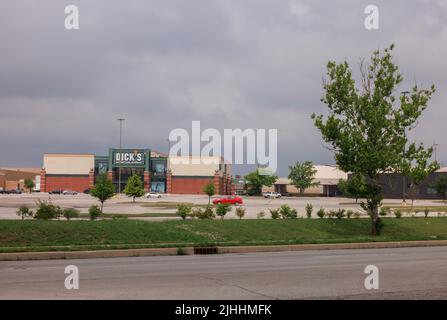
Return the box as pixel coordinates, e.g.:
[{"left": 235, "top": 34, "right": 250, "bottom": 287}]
[{"left": 1, "top": 240, "right": 447, "bottom": 261}]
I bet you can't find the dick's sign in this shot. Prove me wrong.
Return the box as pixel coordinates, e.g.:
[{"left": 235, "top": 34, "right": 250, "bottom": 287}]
[{"left": 113, "top": 150, "right": 145, "bottom": 166}]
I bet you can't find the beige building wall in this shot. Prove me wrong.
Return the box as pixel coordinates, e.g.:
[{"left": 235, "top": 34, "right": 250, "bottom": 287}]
[
  {"left": 168, "top": 156, "right": 230, "bottom": 176},
  {"left": 44, "top": 154, "right": 94, "bottom": 175},
  {"left": 263, "top": 165, "right": 347, "bottom": 194}
]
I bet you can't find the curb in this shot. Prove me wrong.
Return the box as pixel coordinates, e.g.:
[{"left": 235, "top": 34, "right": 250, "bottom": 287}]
[{"left": 1, "top": 240, "right": 447, "bottom": 261}]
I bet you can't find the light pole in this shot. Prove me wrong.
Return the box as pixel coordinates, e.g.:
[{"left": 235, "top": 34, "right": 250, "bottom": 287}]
[
  {"left": 434, "top": 143, "right": 438, "bottom": 163},
  {"left": 117, "top": 118, "right": 125, "bottom": 194},
  {"left": 401, "top": 91, "right": 410, "bottom": 204}
]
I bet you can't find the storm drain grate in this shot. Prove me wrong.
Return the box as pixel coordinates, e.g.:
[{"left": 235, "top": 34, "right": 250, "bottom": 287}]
[{"left": 194, "top": 246, "right": 219, "bottom": 255}]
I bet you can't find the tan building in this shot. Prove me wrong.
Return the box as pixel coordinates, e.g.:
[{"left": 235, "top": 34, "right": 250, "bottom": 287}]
[
  {"left": 39, "top": 150, "right": 233, "bottom": 194},
  {"left": 263, "top": 165, "right": 348, "bottom": 196},
  {"left": 0, "top": 168, "right": 41, "bottom": 192}
]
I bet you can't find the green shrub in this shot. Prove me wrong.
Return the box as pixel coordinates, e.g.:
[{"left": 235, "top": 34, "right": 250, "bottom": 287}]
[
  {"left": 278, "top": 204, "right": 297, "bottom": 219},
  {"left": 346, "top": 210, "right": 354, "bottom": 219},
  {"left": 394, "top": 209, "right": 402, "bottom": 219},
  {"left": 63, "top": 208, "right": 80, "bottom": 221},
  {"left": 327, "top": 211, "right": 336, "bottom": 219},
  {"left": 305, "top": 203, "right": 313, "bottom": 218},
  {"left": 353, "top": 211, "right": 361, "bottom": 219},
  {"left": 215, "top": 203, "right": 231, "bottom": 219},
  {"left": 16, "top": 205, "right": 33, "bottom": 220},
  {"left": 257, "top": 210, "right": 266, "bottom": 219},
  {"left": 269, "top": 208, "right": 280, "bottom": 219},
  {"left": 317, "top": 208, "right": 325, "bottom": 219},
  {"left": 34, "top": 200, "right": 62, "bottom": 220},
  {"left": 89, "top": 205, "right": 102, "bottom": 221},
  {"left": 176, "top": 204, "right": 192, "bottom": 220},
  {"left": 335, "top": 209, "right": 346, "bottom": 219},
  {"left": 424, "top": 207, "right": 430, "bottom": 218},
  {"left": 193, "top": 207, "right": 215, "bottom": 219},
  {"left": 379, "top": 207, "right": 389, "bottom": 217},
  {"left": 235, "top": 206, "right": 246, "bottom": 219}
]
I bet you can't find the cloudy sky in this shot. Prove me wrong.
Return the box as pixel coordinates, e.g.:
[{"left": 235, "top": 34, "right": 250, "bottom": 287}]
[{"left": 0, "top": 0, "right": 446, "bottom": 176}]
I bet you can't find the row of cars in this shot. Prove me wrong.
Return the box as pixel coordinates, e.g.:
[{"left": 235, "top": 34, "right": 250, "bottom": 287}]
[{"left": 0, "top": 188, "right": 22, "bottom": 194}]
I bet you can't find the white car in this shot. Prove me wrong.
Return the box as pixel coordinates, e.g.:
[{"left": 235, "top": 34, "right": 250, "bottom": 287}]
[
  {"left": 63, "top": 190, "right": 78, "bottom": 195},
  {"left": 263, "top": 191, "right": 281, "bottom": 199},
  {"left": 145, "top": 192, "right": 162, "bottom": 198}
]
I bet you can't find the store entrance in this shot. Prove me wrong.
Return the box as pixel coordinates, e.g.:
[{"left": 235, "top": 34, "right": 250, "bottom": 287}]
[{"left": 112, "top": 167, "right": 144, "bottom": 192}]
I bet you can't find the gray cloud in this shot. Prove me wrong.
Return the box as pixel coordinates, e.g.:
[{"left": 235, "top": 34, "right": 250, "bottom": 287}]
[{"left": 0, "top": 0, "right": 446, "bottom": 175}]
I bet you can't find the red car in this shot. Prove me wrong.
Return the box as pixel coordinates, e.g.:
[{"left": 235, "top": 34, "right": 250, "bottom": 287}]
[{"left": 213, "top": 196, "right": 243, "bottom": 205}]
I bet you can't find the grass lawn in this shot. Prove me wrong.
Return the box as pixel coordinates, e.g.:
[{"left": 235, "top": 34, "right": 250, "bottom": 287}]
[{"left": 1, "top": 218, "right": 447, "bottom": 253}]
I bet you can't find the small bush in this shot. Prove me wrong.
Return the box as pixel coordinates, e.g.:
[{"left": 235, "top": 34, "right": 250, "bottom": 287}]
[
  {"left": 269, "top": 208, "right": 280, "bottom": 219},
  {"left": 346, "top": 210, "right": 354, "bottom": 219},
  {"left": 379, "top": 207, "right": 389, "bottom": 217},
  {"left": 327, "top": 211, "right": 336, "bottom": 219},
  {"left": 278, "top": 204, "right": 297, "bottom": 219},
  {"left": 193, "top": 207, "right": 215, "bottom": 219},
  {"left": 353, "top": 211, "right": 361, "bottom": 219},
  {"left": 63, "top": 208, "right": 80, "bottom": 221},
  {"left": 424, "top": 207, "right": 430, "bottom": 218},
  {"left": 235, "top": 206, "right": 246, "bottom": 219},
  {"left": 305, "top": 203, "right": 313, "bottom": 218},
  {"left": 215, "top": 203, "right": 231, "bottom": 219},
  {"left": 89, "top": 205, "right": 102, "bottom": 221},
  {"left": 394, "top": 209, "right": 402, "bottom": 219},
  {"left": 257, "top": 210, "right": 266, "bottom": 219},
  {"left": 335, "top": 209, "right": 346, "bottom": 219},
  {"left": 16, "top": 205, "right": 33, "bottom": 220},
  {"left": 34, "top": 200, "right": 62, "bottom": 220},
  {"left": 176, "top": 204, "right": 192, "bottom": 220},
  {"left": 317, "top": 208, "right": 325, "bottom": 219}
]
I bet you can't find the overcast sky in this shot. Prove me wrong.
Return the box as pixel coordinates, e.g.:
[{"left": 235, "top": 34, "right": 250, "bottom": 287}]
[{"left": 0, "top": 0, "right": 446, "bottom": 176}]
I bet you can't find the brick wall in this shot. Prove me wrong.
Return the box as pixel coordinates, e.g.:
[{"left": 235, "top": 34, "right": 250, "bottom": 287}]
[
  {"left": 45, "top": 175, "right": 90, "bottom": 192},
  {"left": 171, "top": 177, "right": 213, "bottom": 194}
]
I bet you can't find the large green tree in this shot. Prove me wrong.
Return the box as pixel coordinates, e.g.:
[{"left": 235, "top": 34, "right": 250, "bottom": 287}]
[
  {"left": 90, "top": 173, "right": 115, "bottom": 212},
  {"left": 288, "top": 161, "right": 319, "bottom": 194},
  {"left": 312, "top": 44, "right": 436, "bottom": 235},
  {"left": 124, "top": 174, "right": 145, "bottom": 202},
  {"left": 244, "top": 169, "right": 278, "bottom": 196}
]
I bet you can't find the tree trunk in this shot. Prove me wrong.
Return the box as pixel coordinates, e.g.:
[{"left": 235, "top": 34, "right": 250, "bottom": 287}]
[
  {"left": 101, "top": 201, "right": 104, "bottom": 213},
  {"left": 371, "top": 208, "right": 379, "bottom": 236}
]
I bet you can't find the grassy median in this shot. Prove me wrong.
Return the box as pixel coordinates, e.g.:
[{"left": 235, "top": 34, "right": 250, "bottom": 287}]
[{"left": 1, "top": 218, "right": 447, "bottom": 253}]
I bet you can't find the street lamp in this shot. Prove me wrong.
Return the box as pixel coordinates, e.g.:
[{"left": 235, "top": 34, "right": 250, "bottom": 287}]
[
  {"left": 434, "top": 143, "right": 438, "bottom": 163},
  {"left": 401, "top": 91, "right": 410, "bottom": 204},
  {"left": 117, "top": 118, "right": 125, "bottom": 194}
]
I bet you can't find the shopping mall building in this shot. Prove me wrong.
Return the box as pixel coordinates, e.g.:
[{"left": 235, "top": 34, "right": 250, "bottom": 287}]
[{"left": 40, "top": 148, "right": 233, "bottom": 195}]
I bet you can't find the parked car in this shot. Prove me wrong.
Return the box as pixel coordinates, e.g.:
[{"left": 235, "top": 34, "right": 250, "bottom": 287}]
[
  {"left": 212, "top": 196, "right": 243, "bottom": 205},
  {"left": 0, "top": 188, "right": 4, "bottom": 194},
  {"left": 48, "top": 190, "right": 62, "bottom": 194},
  {"left": 5, "top": 189, "right": 22, "bottom": 194},
  {"left": 145, "top": 192, "right": 162, "bottom": 198},
  {"left": 63, "top": 190, "right": 78, "bottom": 195},
  {"left": 83, "top": 188, "right": 91, "bottom": 194},
  {"left": 263, "top": 191, "right": 282, "bottom": 199}
]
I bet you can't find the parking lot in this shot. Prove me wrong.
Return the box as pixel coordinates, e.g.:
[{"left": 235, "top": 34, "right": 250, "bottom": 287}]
[{"left": 0, "top": 192, "right": 445, "bottom": 220}]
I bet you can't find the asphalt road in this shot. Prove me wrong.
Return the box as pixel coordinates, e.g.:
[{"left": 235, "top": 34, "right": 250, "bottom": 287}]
[{"left": 1, "top": 246, "right": 447, "bottom": 299}]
